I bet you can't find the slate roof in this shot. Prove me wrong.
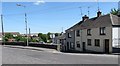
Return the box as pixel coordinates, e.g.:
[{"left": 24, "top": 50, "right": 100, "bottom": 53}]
[{"left": 66, "top": 14, "right": 120, "bottom": 31}]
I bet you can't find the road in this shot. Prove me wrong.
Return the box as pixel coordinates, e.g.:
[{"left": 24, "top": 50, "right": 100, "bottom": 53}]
[{"left": 2, "top": 46, "right": 118, "bottom": 64}]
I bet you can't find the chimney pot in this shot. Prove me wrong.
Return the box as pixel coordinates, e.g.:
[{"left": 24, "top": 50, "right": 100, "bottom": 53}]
[
  {"left": 97, "top": 11, "right": 102, "bottom": 17},
  {"left": 82, "top": 15, "right": 89, "bottom": 21}
]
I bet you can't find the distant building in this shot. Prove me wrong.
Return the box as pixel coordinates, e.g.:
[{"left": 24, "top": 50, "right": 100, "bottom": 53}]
[
  {"left": 64, "top": 11, "right": 120, "bottom": 53},
  {"left": 20, "top": 33, "right": 39, "bottom": 42},
  {"left": 0, "top": 32, "right": 20, "bottom": 42},
  {"left": 0, "top": 33, "right": 2, "bottom": 41}
]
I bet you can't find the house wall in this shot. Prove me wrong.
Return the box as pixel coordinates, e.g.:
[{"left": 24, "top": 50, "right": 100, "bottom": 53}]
[
  {"left": 112, "top": 27, "right": 120, "bottom": 48},
  {"left": 75, "top": 30, "right": 83, "bottom": 51},
  {"left": 65, "top": 30, "right": 75, "bottom": 51},
  {"left": 75, "top": 27, "right": 112, "bottom": 53}
]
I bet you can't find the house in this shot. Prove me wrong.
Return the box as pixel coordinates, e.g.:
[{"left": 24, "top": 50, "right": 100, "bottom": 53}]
[
  {"left": 0, "top": 32, "right": 20, "bottom": 42},
  {"left": 51, "top": 33, "right": 66, "bottom": 51},
  {"left": 4, "top": 32, "right": 20, "bottom": 37},
  {"left": 0, "top": 33, "right": 2, "bottom": 42},
  {"left": 52, "top": 33, "right": 66, "bottom": 44},
  {"left": 64, "top": 11, "right": 120, "bottom": 53}
]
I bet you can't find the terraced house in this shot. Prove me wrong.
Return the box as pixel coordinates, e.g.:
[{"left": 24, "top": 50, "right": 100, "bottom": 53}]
[{"left": 64, "top": 11, "right": 120, "bottom": 53}]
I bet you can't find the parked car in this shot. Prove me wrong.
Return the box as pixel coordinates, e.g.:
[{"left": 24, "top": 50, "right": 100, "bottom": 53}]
[{"left": 39, "top": 41, "right": 45, "bottom": 44}]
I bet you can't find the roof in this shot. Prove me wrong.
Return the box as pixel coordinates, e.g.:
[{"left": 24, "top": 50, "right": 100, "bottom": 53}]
[
  {"left": 66, "top": 14, "right": 120, "bottom": 31},
  {"left": 0, "top": 32, "right": 20, "bottom": 35},
  {"left": 54, "top": 33, "right": 66, "bottom": 39}
]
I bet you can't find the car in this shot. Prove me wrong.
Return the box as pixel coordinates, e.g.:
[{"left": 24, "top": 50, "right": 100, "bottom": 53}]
[{"left": 39, "top": 41, "right": 45, "bottom": 44}]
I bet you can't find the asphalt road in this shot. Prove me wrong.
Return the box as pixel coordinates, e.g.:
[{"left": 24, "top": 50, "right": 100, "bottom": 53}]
[{"left": 2, "top": 46, "right": 118, "bottom": 64}]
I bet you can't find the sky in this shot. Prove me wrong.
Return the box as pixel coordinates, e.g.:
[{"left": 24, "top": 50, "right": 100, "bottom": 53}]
[{"left": 1, "top": 2, "right": 118, "bottom": 34}]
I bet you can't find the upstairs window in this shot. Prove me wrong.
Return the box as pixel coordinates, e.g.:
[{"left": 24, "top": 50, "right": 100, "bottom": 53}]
[
  {"left": 76, "top": 30, "right": 80, "bottom": 37},
  {"left": 87, "top": 29, "right": 91, "bottom": 36},
  {"left": 68, "top": 33, "right": 72, "bottom": 38},
  {"left": 100, "top": 27, "right": 106, "bottom": 35}
]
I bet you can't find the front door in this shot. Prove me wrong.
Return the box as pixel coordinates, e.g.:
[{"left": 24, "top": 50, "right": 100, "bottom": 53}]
[
  {"left": 82, "top": 42, "right": 86, "bottom": 51},
  {"left": 67, "top": 42, "right": 69, "bottom": 51},
  {"left": 104, "top": 39, "right": 109, "bottom": 53}
]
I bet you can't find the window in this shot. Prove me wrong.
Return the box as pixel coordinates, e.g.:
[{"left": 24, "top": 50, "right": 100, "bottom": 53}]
[
  {"left": 87, "top": 39, "right": 92, "bottom": 46},
  {"left": 70, "top": 42, "right": 74, "bottom": 49},
  {"left": 76, "top": 30, "right": 80, "bottom": 37},
  {"left": 68, "top": 33, "right": 71, "bottom": 38},
  {"left": 100, "top": 27, "right": 106, "bottom": 35},
  {"left": 87, "top": 29, "right": 91, "bottom": 36},
  {"left": 76, "top": 41, "right": 80, "bottom": 48},
  {"left": 95, "top": 39, "right": 100, "bottom": 47}
]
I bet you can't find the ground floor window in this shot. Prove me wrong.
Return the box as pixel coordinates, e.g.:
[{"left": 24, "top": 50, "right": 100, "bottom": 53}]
[
  {"left": 76, "top": 41, "right": 80, "bottom": 48},
  {"left": 70, "top": 42, "right": 74, "bottom": 49},
  {"left": 87, "top": 39, "right": 92, "bottom": 46},
  {"left": 95, "top": 39, "right": 100, "bottom": 47}
]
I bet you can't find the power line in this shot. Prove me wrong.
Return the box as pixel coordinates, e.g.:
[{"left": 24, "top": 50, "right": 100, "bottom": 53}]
[{"left": 79, "top": 7, "right": 83, "bottom": 16}]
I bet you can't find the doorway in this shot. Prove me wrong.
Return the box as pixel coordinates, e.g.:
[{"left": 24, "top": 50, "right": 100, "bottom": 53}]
[
  {"left": 104, "top": 39, "right": 109, "bottom": 53},
  {"left": 82, "top": 42, "right": 86, "bottom": 51}
]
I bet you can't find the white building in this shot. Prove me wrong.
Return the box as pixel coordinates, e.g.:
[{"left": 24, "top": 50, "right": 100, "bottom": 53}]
[{"left": 64, "top": 11, "right": 120, "bottom": 53}]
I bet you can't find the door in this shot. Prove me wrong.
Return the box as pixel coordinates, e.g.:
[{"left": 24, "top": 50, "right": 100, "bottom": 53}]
[
  {"left": 104, "top": 39, "right": 109, "bottom": 53},
  {"left": 67, "top": 42, "right": 69, "bottom": 51},
  {"left": 82, "top": 42, "right": 86, "bottom": 51}
]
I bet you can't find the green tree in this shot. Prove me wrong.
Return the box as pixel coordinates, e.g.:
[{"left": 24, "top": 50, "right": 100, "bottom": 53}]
[
  {"left": 5, "top": 33, "right": 14, "bottom": 39},
  {"left": 14, "top": 35, "right": 22, "bottom": 41},
  {"left": 47, "top": 32, "right": 51, "bottom": 40},
  {"left": 38, "top": 33, "right": 47, "bottom": 42},
  {"left": 110, "top": 8, "right": 119, "bottom": 15},
  {"left": 55, "top": 33, "right": 59, "bottom": 37}
]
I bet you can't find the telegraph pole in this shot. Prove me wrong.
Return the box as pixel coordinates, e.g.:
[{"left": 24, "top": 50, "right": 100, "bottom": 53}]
[
  {"left": 88, "top": 7, "right": 90, "bottom": 17},
  {"left": 1, "top": 14, "right": 4, "bottom": 45},
  {"left": 17, "top": 4, "right": 29, "bottom": 46},
  {"left": 25, "top": 13, "right": 29, "bottom": 46}
]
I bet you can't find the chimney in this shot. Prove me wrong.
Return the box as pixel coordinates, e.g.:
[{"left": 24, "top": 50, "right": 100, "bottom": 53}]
[
  {"left": 97, "top": 11, "right": 102, "bottom": 17},
  {"left": 82, "top": 15, "right": 89, "bottom": 21}
]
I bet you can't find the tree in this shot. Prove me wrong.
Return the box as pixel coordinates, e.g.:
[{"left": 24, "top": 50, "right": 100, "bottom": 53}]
[
  {"left": 38, "top": 33, "right": 47, "bottom": 42},
  {"left": 5, "top": 33, "right": 14, "bottom": 39},
  {"left": 110, "top": 8, "right": 119, "bottom": 15},
  {"left": 14, "top": 35, "right": 22, "bottom": 41},
  {"left": 55, "top": 33, "right": 59, "bottom": 37},
  {"left": 47, "top": 32, "right": 51, "bottom": 40}
]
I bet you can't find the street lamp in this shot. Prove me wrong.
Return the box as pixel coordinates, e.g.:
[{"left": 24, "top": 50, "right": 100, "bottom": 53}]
[{"left": 17, "top": 4, "right": 29, "bottom": 46}]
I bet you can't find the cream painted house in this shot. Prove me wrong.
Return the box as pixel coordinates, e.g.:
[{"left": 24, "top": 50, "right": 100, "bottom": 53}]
[{"left": 64, "top": 11, "right": 120, "bottom": 53}]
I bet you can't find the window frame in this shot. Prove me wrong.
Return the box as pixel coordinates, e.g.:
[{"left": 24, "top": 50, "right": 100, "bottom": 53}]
[
  {"left": 87, "top": 39, "right": 92, "bottom": 46},
  {"left": 76, "top": 41, "right": 80, "bottom": 48},
  {"left": 76, "top": 30, "right": 80, "bottom": 37},
  {"left": 68, "top": 33, "right": 72, "bottom": 38},
  {"left": 87, "top": 29, "right": 91, "bottom": 36},
  {"left": 100, "top": 27, "right": 106, "bottom": 35},
  {"left": 95, "top": 39, "right": 100, "bottom": 47}
]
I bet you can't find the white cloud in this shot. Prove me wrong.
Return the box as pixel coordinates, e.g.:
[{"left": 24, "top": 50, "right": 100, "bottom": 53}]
[{"left": 33, "top": 0, "right": 45, "bottom": 5}]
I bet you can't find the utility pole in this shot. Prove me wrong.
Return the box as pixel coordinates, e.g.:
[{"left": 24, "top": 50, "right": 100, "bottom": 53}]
[
  {"left": 17, "top": 4, "right": 29, "bottom": 46},
  {"left": 79, "top": 7, "right": 83, "bottom": 16},
  {"left": 1, "top": 14, "right": 4, "bottom": 45},
  {"left": 25, "top": 13, "right": 29, "bottom": 46},
  {"left": 97, "top": 0, "right": 100, "bottom": 11},
  {"left": 29, "top": 28, "right": 31, "bottom": 40},
  {"left": 88, "top": 7, "right": 90, "bottom": 17},
  {"left": 29, "top": 28, "right": 31, "bottom": 37}
]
